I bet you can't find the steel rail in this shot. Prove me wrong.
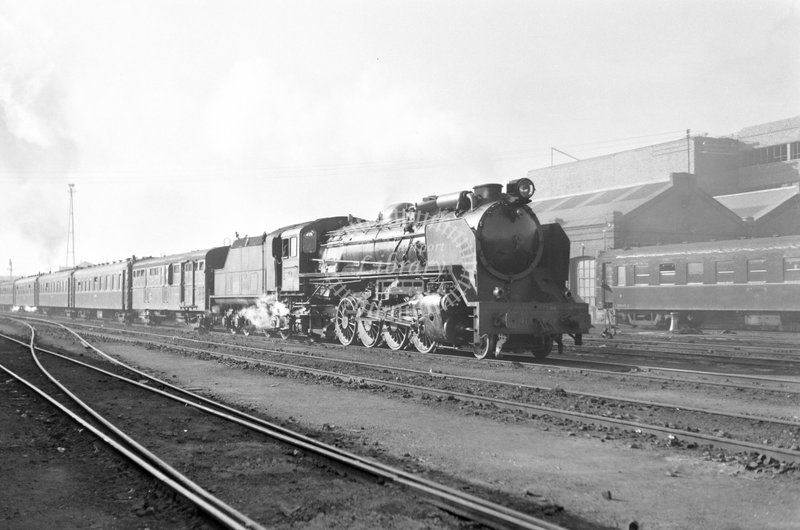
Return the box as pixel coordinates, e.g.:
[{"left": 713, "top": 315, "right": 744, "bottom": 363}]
[
  {"left": 16, "top": 314, "right": 800, "bottom": 427},
  {"left": 33, "top": 315, "right": 800, "bottom": 391},
  {"left": 0, "top": 326, "right": 265, "bottom": 530},
  {"left": 32, "top": 320, "right": 800, "bottom": 465},
  {"left": 547, "top": 355, "right": 800, "bottom": 388},
  {"left": 581, "top": 334, "right": 800, "bottom": 355},
  {"left": 574, "top": 343, "right": 800, "bottom": 367},
  {"left": 44, "top": 319, "right": 800, "bottom": 425},
  {"left": 8, "top": 319, "right": 568, "bottom": 530},
  {"left": 30, "top": 315, "right": 799, "bottom": 389}
]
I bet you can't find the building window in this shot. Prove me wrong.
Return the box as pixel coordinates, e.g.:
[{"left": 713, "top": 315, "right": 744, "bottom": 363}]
[
  {"left": 687, "top": 262, "right": 704, "bottom": 284},
  {"left": 616, "top": 265, "right": 626, "bottom": 286},
  {"left": 747, "top": 259, "right": 767, "bottom": 283},
  {"left": 742, "top": 143, "right": 789, "bottom": 166},
  {"left": 716, "top": 261, "right": 735, "bottom": 284},
  {"left": 791, "top": 141, "right": 800, "bottom": 161},
  {"left": 634, "top": 265, "right": 649, "bottom": 285},
  {"left": 576, "top": 259, "right": 596, "bottom": 307},
  {"left": 658, "top": 263, "right": 676, "bottom": 285},
  {"left": 784, "top": 257, "right": 800, "bottom": 282}
]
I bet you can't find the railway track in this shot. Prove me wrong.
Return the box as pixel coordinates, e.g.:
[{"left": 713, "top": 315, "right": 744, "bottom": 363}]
[
  {"left": 40, "top": 316, "right": 800, "bottom": 397},
  {"left": 0, "top": 322, "right": 265, "bottom": 530},
  {"left": 17, "top": 316, "right": 800, "bottom": 467},
  {"left": 0, "top": 317, "right": 576, "bottom": 530},
  {"left": 582, "top": 333, "right": 800, "bottom": 361},
  {"left": 20, "top": 315, "right": 800, "bottom": 394}
]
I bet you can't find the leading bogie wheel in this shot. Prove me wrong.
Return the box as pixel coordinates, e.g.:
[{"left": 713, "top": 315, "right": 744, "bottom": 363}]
[
  {"left": 473, "top": 334, "right": 498, "bottom": 360},
  {"left": 335, "top": 296, "right": 359, "bottom": 345}
]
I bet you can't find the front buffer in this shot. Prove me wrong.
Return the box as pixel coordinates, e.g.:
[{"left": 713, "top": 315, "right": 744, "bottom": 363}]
[{"left": 472, "top": 300, "right": 590, "bottom": 359}]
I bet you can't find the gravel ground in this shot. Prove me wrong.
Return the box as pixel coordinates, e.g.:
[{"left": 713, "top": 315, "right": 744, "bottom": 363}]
[
  {"left": 1, "top": 330, "right": 531, "bottom": 529},
  {"left": 4, "top": 321, "right": 800, "bottom": 529}
]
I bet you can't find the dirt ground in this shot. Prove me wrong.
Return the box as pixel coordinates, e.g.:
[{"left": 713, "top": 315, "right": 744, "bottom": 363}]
[{"left": 78, "top": 337, "right": 800, "bottom": 530}]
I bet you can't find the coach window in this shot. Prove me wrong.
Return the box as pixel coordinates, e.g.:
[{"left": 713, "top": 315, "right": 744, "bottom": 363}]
[
  {"left": 747, "top": 259, "right": 767, "bottom": 283},
  {"left": 658, "top": 263, "right": 676, "bottom": 285},
  {"left": 716, "top": 261, "right": 735, "bottom": 284},
  {"left": 783, "top": 257, "right": 800, "bottom": 282},
  {"left": 603, "top": 263, "right": 614, "bottom": 287},
  {"left": 198, "top": 261, "right": 205, "bottom": 271},
  {"left": 634, "top": 265, "right": 649, "bottom": 285},
  {"left": 687, "top": 262, "right": 704, "bottom": 284}
]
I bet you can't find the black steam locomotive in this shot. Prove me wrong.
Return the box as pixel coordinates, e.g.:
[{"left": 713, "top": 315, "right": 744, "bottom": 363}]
[
  {"left": 1, "top": 178, "right": 589, "bottom": 359},
  {"left": 212, "top": 179, "right": 589, "bottom": 358}
]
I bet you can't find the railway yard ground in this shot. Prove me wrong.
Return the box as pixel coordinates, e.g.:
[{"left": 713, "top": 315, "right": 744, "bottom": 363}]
[{"left": 2, "top": 317, "right": 800, "bottom": 530}]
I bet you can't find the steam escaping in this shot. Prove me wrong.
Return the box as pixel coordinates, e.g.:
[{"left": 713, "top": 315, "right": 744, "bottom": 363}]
[
  {"left": 238, "top": 294, "right": 289, "bottom": 330},
  {"left": 10, "top": 306, "right": 37, "bottom": 313}
]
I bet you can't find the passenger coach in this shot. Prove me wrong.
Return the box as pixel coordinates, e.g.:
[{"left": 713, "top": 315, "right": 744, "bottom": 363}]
[
  {"left": 131, "top": 248, "right": 228, "bottom": 323},
  {"left": 597, "top": 235, "right": 800, "bottom": 330}
]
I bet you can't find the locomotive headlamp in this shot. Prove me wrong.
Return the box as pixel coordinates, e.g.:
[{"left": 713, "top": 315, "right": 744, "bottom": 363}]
[
  {"left": 506, "top": 178, "right": 535, "bottom": 200},
  {"left": 493, "top": 286, "right": 505, "bottom": 300}
]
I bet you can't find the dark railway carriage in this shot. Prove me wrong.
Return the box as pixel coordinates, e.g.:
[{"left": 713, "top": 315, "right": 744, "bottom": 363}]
[
  {"left": 39, "top": 268, "right": 76, "bottom": 313},
  {"left": 73, "top": 261, "right": 130, "bottom": 319},
  {"left": 597, "top": 235, "right": 800, "bottom": 330}
]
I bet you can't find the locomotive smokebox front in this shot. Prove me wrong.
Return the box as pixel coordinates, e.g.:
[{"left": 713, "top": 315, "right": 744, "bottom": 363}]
[{"left": 475, "top": 201, "right": 542, "bottom": 281}]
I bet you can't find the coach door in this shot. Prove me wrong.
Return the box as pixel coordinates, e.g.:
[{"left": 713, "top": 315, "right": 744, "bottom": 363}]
[{"left": 183, "top": 262, "right": 194, "bottom": 308}]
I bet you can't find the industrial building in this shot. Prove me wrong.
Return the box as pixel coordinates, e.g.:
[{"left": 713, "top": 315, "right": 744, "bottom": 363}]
[
  {"left": 528, "top": 115, "right": 800, "bottom": 199},
  {"left": 526, "top": 116, "right": 800, "bottom": 322}
]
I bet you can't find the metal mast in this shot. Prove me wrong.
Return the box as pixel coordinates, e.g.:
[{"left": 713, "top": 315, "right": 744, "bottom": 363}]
[{"left": 66, "top": 183, "right": 76, "bottom": 268}]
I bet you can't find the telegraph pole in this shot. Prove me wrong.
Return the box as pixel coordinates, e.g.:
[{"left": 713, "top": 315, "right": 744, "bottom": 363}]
[{"left": 66, "top": 184, "right": 76, "bottom": 268}]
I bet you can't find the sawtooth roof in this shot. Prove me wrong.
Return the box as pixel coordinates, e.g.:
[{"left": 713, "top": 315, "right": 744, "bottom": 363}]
[
  {"left": 714, "top": 184, "right": 800, "bottom": 221},
  {"left": 530, "top": 180, "right": 673, "bottom": 226}
]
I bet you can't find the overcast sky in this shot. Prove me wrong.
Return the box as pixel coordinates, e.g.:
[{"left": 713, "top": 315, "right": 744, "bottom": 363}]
[{"left": 1, "top": 0, "right": 798, "bottom": 275}]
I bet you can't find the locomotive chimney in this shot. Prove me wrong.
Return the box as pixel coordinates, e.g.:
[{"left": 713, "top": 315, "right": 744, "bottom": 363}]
[{"left": 473, "top": 183, "right": 503, "bottom": 202}]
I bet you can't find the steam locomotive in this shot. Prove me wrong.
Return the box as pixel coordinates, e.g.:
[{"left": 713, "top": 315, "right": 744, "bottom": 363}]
[{"left": 1, "top": 178, "right": 590, "bottom": 359}]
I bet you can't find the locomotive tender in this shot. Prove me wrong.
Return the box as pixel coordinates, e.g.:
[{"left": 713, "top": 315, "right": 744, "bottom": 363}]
[
  {"left": 0, "top": 178, "right": 590, "bottom": 359},
  {"left": 596, "top": 235, "right": 800, "bottom": 331}
]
